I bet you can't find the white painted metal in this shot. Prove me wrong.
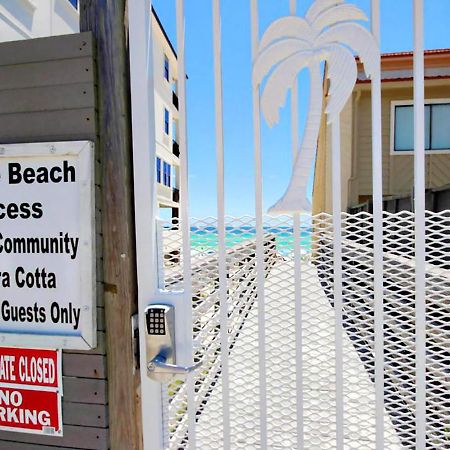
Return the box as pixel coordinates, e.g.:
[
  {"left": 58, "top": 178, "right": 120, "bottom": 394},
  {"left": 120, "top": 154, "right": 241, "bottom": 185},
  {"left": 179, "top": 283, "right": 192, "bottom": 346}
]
[
  {"left": 289, "top": 0, "right": 296, "bottom": 15},
  {"left": 128, "top": 1, "right": 163, "bottom": 449},
  {"left": 288, "top": 3, "right": 305, "bottom": 449},
  {"left": 156, "top": 219, "right": 166, "bottom": 291},
  {"left": 212, "top": 0, "right": 231, "bottom": 447},
  {"left": 370, "top": 1, "right": 385, "bottom": 447},
  {"left": 130, "top": 2, "right": 449, "bottom": 449},
  {"left": 250, "top": 1, "right": 268, "bottom": 448},
  {"left": 175, "top": 0, "right": 197, "bottom": 447},
  {"left": 253, "top": 0, "right": 378, "bottom": 214},
  {"left": 162, "top": 209, "right": 450, "bottom": 449},
  {"left": 413, "top": 1, "right": 426, "bottom": 448},
  {"left": 331, "top": 117, "right": 344, "bottom": 450}
]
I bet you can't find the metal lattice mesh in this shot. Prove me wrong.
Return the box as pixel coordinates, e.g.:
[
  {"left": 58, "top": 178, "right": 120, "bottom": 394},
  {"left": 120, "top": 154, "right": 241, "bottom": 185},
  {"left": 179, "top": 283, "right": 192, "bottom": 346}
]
[{"left": 157, "top": 211, "right": 449, "bottom": 449}]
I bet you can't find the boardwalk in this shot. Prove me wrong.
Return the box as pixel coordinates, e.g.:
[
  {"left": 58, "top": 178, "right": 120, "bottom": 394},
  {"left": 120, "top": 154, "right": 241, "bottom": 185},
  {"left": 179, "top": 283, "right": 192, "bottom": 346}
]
[{"left": 196, "top": 260, "right": 401, "bottom": 449}]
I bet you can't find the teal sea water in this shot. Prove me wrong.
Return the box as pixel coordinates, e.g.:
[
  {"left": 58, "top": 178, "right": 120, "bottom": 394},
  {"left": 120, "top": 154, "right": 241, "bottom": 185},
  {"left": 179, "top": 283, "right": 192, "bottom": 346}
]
[{"left": 190, "top": 226, "right": 312, "bottom": 255}]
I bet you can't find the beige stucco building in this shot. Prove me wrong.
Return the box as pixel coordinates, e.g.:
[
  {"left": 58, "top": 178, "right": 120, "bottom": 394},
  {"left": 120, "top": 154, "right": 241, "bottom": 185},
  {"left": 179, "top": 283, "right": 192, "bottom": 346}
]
[
  {"left": 152, "top": 7, "right": 181, "bottom": 219},
  {"left": 313, "top": 49, "right": 450, "bottom": 214},
  {"left": 0, "top": 0, "right": 79, "bottom": 42},
  {"left": 0, "top": 2, "right": 181, "bottom": 218}
]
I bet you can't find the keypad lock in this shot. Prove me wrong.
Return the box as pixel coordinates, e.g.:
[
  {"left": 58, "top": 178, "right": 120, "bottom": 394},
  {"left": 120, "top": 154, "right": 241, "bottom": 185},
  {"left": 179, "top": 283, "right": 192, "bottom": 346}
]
[
  {"left": 146, "top": 308, "right": 167, "bottom": 335},
  {"left": 145, "top": 304, "right": 200, "bottom": 382}
]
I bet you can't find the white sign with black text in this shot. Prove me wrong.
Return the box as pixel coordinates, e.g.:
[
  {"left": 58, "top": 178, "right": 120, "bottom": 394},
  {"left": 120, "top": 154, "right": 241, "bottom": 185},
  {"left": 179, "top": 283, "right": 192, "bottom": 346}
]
[{"left": 0, "top": 141, "right": 96, "bottom": 349}]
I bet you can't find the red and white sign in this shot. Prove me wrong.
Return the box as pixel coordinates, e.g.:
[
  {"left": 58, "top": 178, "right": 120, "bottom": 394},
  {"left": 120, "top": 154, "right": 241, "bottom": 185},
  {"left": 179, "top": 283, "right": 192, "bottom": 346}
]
[
  {"left": 0, "top": 347, "right": 62, "bottom": 435},
  {"left": 0, "top": 347, "right": 61, "bottom": 389}
]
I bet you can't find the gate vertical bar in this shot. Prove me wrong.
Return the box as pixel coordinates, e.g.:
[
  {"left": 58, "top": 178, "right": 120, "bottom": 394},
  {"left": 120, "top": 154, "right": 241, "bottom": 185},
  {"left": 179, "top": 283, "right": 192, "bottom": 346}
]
[
  {"left": 413, "top": 1, "right": 426, "bottom": 447},
  {"left": 175, "top": 0, "right": 197, "bottom": 447},
  {"left": 332, "top": 117, "right": 344, "bottom": 450},
  {"left": 370, "top": 1, "right": 384, "bottom": 447},
  {"left": 128, "top": 1, "right": 162, "bottom": 449},
  {"left": 212, "top": 0, "right": 231, "bottom": 447},
  {"left": 289, "top": 1, "right": 304, "bottom": 448},
  {"left": 250, "top": 1, "right": 268, "bottom": 448}
]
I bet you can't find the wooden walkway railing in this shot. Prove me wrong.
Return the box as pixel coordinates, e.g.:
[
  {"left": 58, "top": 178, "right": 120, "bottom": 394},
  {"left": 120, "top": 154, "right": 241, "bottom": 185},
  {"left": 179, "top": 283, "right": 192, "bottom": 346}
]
[
  {"left": 315, "top": 234, "right": 450, "bottom": 448},
  {"left": 348, "top": 184, "right": 450, "bottom": 214},
  {"left": 163, "top": 235, "right": 278, "bottom": 446}
]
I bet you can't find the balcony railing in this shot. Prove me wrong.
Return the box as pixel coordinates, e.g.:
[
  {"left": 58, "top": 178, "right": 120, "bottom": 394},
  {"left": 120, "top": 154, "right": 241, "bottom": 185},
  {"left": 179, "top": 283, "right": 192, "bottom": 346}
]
[
  {"left": 172, "top": 91, "right": 179, "bottom": 110},
  {"left": 172, "top": 140, "right": 180, "bottom": 157},
  {"left": 348, "top": 183, "right": 450, "bottom": 214}
]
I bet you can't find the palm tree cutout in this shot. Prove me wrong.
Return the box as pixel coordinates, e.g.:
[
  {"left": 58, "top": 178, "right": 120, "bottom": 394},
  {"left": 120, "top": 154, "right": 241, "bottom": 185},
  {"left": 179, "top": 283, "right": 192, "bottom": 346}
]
[{"left": 253, "top": 0, "right": 379, "bottom": 213}]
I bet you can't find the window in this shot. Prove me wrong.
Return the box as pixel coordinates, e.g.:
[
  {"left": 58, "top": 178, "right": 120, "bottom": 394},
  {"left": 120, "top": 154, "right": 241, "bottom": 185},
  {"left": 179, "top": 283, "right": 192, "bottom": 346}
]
[
  {"left": 392, "top": 100, "right": 450, "bottom": 153},
  {"left": 172, "top": 119, "right": 178, "bottom": 143},
  {"left": 156, "top": 157, "right": 161, "bottom": 183},
  {"left": 172, "top": 166, "right": 178, "bottom": 189},
  {"left": 164, "top": 108, "right": 170, "bottom": 135},
  {"left": 164, "top": 55, "right": 170, "bottom": 82},
  {"left": 163, "top": 162, "right": 171, "bottom": 187}
]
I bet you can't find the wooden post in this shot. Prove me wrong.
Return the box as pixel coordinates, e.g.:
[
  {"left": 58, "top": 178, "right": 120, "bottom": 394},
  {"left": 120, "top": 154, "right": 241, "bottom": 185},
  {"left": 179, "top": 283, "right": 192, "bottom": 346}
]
[{"left": 80, "top": 2, "right": 142, "bottom": 449}]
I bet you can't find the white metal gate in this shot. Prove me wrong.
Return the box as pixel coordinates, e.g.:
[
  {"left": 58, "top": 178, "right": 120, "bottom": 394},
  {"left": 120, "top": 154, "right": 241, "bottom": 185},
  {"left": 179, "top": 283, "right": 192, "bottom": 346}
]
[{"left": 128, "top": 0, "right": 449, "bottom": 449}]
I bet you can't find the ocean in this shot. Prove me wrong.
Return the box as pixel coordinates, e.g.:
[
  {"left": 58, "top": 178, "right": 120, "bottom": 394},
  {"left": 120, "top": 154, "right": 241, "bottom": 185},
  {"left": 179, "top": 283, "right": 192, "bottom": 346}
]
[{"left": 190, "top": 226, "right": 312, "bottom": 255}]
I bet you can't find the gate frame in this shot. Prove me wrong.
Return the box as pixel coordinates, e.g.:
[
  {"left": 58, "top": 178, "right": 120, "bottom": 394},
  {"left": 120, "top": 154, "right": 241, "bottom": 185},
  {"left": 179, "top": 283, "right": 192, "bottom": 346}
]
[{"left": 127, "top": 1, "right": 429, "bottom": 449}]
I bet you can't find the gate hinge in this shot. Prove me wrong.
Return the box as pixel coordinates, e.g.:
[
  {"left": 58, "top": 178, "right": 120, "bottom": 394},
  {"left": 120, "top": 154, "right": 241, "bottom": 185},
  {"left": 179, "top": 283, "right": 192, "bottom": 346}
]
[{"left": 131, "top": 314, "right": 140, "bottom": 373}]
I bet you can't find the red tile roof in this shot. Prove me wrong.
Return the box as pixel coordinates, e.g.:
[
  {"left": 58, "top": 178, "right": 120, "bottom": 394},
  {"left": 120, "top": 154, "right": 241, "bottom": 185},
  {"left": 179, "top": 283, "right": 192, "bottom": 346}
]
[{"left": 355, "top": 48, "right": 450, "bottom": 62}]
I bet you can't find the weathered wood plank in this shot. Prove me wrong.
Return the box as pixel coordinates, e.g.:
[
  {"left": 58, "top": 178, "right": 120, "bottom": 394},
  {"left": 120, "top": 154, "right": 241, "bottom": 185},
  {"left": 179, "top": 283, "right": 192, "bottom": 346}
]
[
  {"left": 0, "top": 425, "right": 108, "bottom": 450},
  {"left": 0, "top": 58, "right": 94, "bottom": 90},
  {"left": 0, "top": 442, "right": 83, "bottom": 450},
  {"left": 97, "top": 307, "right": 105, "bottom": 332},
  {"left": 0, "top": 83, "right": 95, "bottom": 114},
  {"left": 96, "top": 281, "right": 104, "bottom": 306},
  {"left": 62, "top": 402, "right": 108, "bottom": 428},
  {"left": 0, "top": 108, "right": 96, "bottom": 143},
  {"left": 63, "top": 377, "right": 107, "bottom": 405},
  {"left": 62, "top": 354, "right": 106, "bottom": 379},
  {"left": 0, "top": 32, "right": 94, "bottom": 67},
  {"left": 81, "top": 1, "right": 142, "bottom": 449},
  {"left": 0, "top": 32, "right": 105, "bottom": 450}
]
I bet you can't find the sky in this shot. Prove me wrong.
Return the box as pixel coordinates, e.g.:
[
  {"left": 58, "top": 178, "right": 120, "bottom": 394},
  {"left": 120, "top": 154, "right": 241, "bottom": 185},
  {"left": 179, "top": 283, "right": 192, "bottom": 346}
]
[{"left": 152, "top": 0, "right": 450, "bottom": 218}]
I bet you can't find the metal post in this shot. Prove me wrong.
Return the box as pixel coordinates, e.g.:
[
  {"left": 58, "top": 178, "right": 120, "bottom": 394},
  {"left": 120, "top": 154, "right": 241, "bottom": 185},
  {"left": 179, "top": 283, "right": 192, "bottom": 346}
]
[
  {"left": 332, "top": 117, "right": 344, "bottom": 450},
  {"left": 128, "top": 0, "right": 163, "bottom": 449},
  {"left": 370, "top": 1, "right": 385, "bottom": 447},
  {"left": 289, "top": 2, "right": 305, "bottom": 448},
  {"left": 175, "top": 0, "right": 197, "bottom": 447},
  {"left": 212, "top": 0, "right": 231, "bottom": 447},
  {"left": 413, "top": 1, "right": 426, "bottom": 447},
  {"left": 250, "top": 1, "right": 268, "bottom": 447}
]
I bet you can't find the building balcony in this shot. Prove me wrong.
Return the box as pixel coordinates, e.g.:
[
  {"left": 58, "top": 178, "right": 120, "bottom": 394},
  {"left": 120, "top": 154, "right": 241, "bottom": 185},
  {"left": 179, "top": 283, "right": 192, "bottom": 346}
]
[
  {"left": 172, "top": 140, "right": 180, "bottom": 157},
  {"left": 157, "top": 183, "right": 176, "bottom": 206},
  {"left": 172, "top": 91, "right": 179, "bottom": 110}
]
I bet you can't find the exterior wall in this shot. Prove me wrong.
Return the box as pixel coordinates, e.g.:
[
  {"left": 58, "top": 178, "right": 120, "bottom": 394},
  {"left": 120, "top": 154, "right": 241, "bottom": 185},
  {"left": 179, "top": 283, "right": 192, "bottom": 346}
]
[
  {"left": 312, "top": 95, "right": 353, "bottom": 214},
  {"left": 0, "top": 0, "right": 79, "bottom": 42},
  {"left": 312, "top": 89, "right": 328, "bottom": 216},
  {"left": 0, "top": 33, "right": 109, "bottom": 450},
  {"left": 355, "top": 80, "right": 450, "bottom": 200},
  {"left": 152, "top": 12, "right": 180, "bottom": 211},
  {"left": 0, "top": 1, "right": 181, "bottom": 213},
  {"left": 313, "top": 78, "right": 450, "bottom": 214}
]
